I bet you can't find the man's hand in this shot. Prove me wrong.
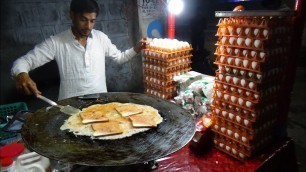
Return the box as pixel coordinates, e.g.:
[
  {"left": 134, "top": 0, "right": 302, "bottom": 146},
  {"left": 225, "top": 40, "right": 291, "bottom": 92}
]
[
  {"left": 133, "top": 37, "right": 152, "bottom": 53},
  {"left": 15, "top": 72, "right": 41, "bottom": 97}
]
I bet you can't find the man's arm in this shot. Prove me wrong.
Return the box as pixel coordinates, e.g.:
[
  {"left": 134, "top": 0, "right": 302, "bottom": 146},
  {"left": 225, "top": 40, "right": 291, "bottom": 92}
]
[
  {"left": 103, "top": 34, "right": 150, "bottom": 63},
  {"left": 11, "top": 37, "right": 56, "bottom": 96},
  {"left": 15, "top": 72, "right": 41, "bottom": 96}
]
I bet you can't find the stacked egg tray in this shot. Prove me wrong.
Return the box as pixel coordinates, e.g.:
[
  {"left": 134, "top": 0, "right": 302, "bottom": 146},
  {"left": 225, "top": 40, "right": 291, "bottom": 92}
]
[
  {"left": 211, "top": 12, "right": 292, "bottom": 161},
  {"left": 143, "top": 46, "right": 192, "bottom": 100}
]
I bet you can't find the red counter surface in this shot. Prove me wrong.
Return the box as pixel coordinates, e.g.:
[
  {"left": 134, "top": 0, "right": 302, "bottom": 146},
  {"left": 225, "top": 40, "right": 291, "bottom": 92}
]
[
  {"left": 70, "top": 137, "right": 297, "bottom": 172},
  {"left": 153, "top": 138, "right": 297, "bottom": 172}
]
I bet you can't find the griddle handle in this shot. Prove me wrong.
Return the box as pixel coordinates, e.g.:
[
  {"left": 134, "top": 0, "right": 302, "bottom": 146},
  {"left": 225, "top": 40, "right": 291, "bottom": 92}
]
[{"left": 37, "top": 95, "right": 58, "bottom": 106}]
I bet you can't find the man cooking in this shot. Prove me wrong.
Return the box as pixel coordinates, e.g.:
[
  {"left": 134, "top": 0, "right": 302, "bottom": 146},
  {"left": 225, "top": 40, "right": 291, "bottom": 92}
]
[{"left": 11, "top": 0, "right": 148, "bottom": 100}]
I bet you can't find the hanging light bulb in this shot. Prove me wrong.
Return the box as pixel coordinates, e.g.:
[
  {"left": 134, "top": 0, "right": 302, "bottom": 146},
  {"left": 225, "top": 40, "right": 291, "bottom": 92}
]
[
  {"left": 168, "top": 0, "right": 184, "bottom": 15},
  {"left": 167, "top": 0, "right": 184, "bottom": 38}
]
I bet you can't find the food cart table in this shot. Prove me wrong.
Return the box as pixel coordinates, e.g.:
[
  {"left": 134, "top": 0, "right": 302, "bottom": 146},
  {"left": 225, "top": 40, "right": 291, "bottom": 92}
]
[
  {"left": 153, "top": 138, "right": 297, "bottom": 172},
  {"left": 69, "top": 137, "right": 297, "bottom": 172}
]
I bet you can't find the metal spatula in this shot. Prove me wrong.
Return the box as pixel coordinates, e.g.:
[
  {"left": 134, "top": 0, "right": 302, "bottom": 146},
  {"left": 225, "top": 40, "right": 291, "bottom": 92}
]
[{"left": 37, "top": 95, "right": 81, "bottom": 115}]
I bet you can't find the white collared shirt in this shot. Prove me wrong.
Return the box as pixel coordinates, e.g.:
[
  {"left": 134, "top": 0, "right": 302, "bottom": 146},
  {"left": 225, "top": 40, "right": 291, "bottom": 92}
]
[{"left": 11, "top": 29, "right": 137, "bottom": 100}]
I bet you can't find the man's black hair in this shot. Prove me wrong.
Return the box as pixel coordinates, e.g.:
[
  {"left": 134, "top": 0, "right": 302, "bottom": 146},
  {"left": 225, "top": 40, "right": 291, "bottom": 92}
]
[{"left": 70, "top": 0, "right": 99, "bottom": 16}]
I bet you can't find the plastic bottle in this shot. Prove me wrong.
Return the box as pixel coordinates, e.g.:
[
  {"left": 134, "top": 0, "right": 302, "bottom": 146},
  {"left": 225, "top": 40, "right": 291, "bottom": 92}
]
[
  {"left": 15, "top": 152, "right": 50, "bottom": 172},
  {"left": 1, "top": 157, "right": 15, "bottom": 172}
]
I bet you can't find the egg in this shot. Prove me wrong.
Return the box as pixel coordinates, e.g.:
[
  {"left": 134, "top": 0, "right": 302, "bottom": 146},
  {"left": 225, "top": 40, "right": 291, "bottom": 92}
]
[
  {"left": 237, "top": 38, "right": 245, "bottom": 46},
  {"left": 245, "top": 91, "right": 251, "bottom": 97},
  {"left": 259, "top": 52, "right": 265, "bottom": 59},
  {"left": 223, "top": 84, "right": 228, "bottom": 89},
  {"left": 244, "top": 27, "right": 251, "bottom": 36},
  {"left": 242, "top": 50, "right": 248, "bottom": 56},
  {"left": 236, "top": 27, "right": 242, "bottom": 35},
  {"left": 214, "top": 124, "right": 219, "bottom": 130},
  {"left": 243, "top": 59, "right": 249, "bottom": 67},
  {"left": 220, "top": 27, "right": 227, "bottom": 35},
  {"left": 240, "top": 70, "right": 245, "bottom": 76},
  {"left": 233, "top": 77, "right": 239, "bottom": 84},
  {"left": 256, "top": 74, "right": 262, "bottom": 80},
  {"left": 219, "top": 143, "right": 224, "bottom": 148},
  {"left": 248, "top": 72, "right": 254, "bottom": 78},
  {"left": 224, "top": 94, "right": 230, "bottom": 100},
  {"left": 263, "top": 29, "right": 269, "bottom": 37},
  {"left": 226, "top": 47, "right": 232, "bottom": 55},
  {"left": 249, "top": 82, "right": 255, "bottom": 89},
  {"left": 229, "top": 37, "right": 237, "bottom": 45},
  {"left": 232, "top": 148, "right": 237, "bottom": 155},
  {"left": 233, "top": 5, "right": 245, "bottom": 11},
  {"left": 221, "top": 37, "right": 227, "bottom": 44},
  {"left": 226, "top": 76, "right": 232, "bottom": 82},
  {"left": 228, "top": 26, "right": 234, "bottom": 35},
  {"left": 237, "top": 89, "right": 243, "bottom": 94},
  {"left": 236, "top": 116, "right": 241, "bottom": 123},
  {"left": 215, "top": 108, "right": 220, "bottom": 114},
  {"left": 243, "top": 110, "right": 248, "bottom": 115},
  {"left": 238, "top": 98, "right": 244, "bottom": 105},
  {"left": 254, "top": 39, "right": 261, "bottom": 48},
  {"left": 233, "top": 69, "right": 238, "bottom": 74},
  {"left": 244, "top": 119, "right": 249, "bottom": 126},
  {"left": 227, "top": 57, "right": 234, "bottom": 65},
  {"left": 222, "top": 110, "right": 227, "bottom": 117},
  {"left": 234, "top": 133, "right": 240, "bottom": 139},
  {"left": 220, "top": 56, "right": 225, "bottom": 63},
  {"left": 240, "top": 79, "right": 246, "bottom": 87},
  {"left": 218, "top": 74, "right": 224, "bottom": 81},
  {"left": 228, "top": 105, "right": 233, "bottom": 109},
  {"left": 251, "top": 51, "right": 257, "bottom": 58},
  {"left": 234, "top": 48, "right": 240, "bottom": 55},
  {"left": 239, "top": 153, "right": 245, "bottom": 159},
  {"left": 254, "top": 94, "right": 259, "bottom": 99},
  {"left": 230, "top": 96, "right": 237, "bottom": 103},
  {"left": 227, "top": 129, "right": 233, "bottom": 136},
  {"left": 246, "top": 101, "right": 252, "bottom": 107},
  {"left": 253, "top": 28, "right": 260, "bottom": 37},
  {"left": 229, "top": 113, "right": 234, "bottom": 119},
  {"left": 251, "top": 61, "right": 258, "bottom": 69},
  {"left": 217, "top": 91, "right": 222, "bottom": 98},
  {"left": 235, "top": 58, "right": 242, "bottom": 66},
  {"left": 245, "top": 38, "right": 252, "bottom": 47}
]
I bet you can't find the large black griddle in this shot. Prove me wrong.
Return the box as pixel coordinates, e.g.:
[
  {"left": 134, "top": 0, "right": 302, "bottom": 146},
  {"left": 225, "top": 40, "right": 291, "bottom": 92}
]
[{"left": 21, "top": 92, "right": 195, "bottom": 166}]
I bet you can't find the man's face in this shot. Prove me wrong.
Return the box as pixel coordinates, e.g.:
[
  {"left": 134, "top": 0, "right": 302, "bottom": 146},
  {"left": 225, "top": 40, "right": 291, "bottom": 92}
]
[{"left": 71, "top": 12, "right": 97, "bottom": 37}]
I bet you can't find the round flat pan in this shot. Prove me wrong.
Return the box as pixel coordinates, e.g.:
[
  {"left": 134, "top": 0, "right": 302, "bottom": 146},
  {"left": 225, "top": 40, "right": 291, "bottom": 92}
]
[{"left": 21, "top": 92, "right": 195, "bottom": 166}]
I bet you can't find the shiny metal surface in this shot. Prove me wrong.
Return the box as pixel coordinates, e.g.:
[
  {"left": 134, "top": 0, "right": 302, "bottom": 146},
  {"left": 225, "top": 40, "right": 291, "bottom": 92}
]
[
  {"left": 21, "top": 92, "right": 195, "bottom": 166},
  {"left": 215, "top": 10, "right": 294, "bottom": 17}
]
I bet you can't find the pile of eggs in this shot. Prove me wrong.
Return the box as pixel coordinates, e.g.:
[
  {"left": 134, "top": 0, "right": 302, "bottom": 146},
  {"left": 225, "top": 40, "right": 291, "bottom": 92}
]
[
  {"left": 211, "top": 15, "right": 292, "bottom": 160},
  {"left": 147, "top": 38, "right": 191, "bottom": 52},
  {"left": 143, "top": 38, "right": 193, "bottom": 100}
]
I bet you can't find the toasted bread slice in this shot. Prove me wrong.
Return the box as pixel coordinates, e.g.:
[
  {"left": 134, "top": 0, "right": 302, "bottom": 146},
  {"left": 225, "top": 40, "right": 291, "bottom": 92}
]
[
  {"left": 61, "top": 102, "right": 163, "bottom": 140},
  {"left": 115, "top": 104, "right": 143, "bottom": 117},
  {"left": 129, "top": 113, "right": 158, "bottom": 128},
  {"left": 80, "top": 111, "right": 109, "bottom": 124},
  {"left": 92, "top": 121, "right": 123, "bottom": 136}
]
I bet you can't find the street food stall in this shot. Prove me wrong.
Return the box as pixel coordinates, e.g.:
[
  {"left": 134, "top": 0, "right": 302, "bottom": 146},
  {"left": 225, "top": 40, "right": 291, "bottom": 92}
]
[{"left": 1, "top": 0, "right": 305, "bottom": 171}]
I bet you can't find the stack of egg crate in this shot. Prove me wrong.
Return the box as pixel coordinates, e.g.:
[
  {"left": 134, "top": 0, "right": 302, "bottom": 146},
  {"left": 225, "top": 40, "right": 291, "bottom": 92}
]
[
  {"left": 143, "top": 39, "right": 193, "bottom": 100},
  {"left": 211, "top": 15, "right": 292, "bottom": 160}
]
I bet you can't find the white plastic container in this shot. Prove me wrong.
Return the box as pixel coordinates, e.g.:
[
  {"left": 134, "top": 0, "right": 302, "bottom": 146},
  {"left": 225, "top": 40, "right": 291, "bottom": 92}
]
[{"left": 14, "top": 152, "right": 50, "bottom": 172}]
